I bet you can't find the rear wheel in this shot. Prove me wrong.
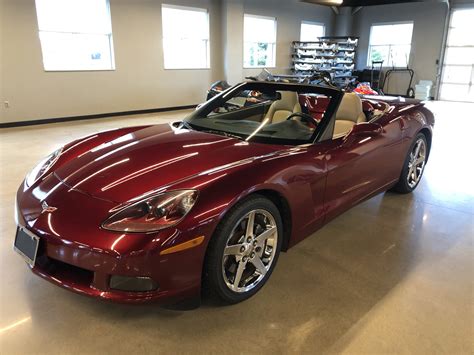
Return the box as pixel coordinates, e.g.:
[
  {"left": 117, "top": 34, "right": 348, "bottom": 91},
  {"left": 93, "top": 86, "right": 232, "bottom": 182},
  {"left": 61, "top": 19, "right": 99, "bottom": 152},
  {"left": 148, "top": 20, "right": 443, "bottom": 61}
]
[
  {"left": 392, "top": 133, "right": 428, "bottom": 193},
  {"left": 203, "top": 196, "right": 282, "bottom": 304}
]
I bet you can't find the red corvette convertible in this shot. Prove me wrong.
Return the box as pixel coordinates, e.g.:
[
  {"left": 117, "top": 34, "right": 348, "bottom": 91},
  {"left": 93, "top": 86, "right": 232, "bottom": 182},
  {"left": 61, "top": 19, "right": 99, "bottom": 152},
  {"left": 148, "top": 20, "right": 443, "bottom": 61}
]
[{"left": 14, "top": 82, "right": 434, "bottom": 306}]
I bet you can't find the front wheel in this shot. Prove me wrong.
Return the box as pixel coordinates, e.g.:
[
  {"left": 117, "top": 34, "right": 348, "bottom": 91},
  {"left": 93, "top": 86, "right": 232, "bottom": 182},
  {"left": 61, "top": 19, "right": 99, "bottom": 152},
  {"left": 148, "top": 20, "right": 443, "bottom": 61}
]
[
  {"left": 392, "top": 133, "right": 428, "bottom": 193},
  {"left": 203, "top": 196, "right": 282, "bottom": 304}
]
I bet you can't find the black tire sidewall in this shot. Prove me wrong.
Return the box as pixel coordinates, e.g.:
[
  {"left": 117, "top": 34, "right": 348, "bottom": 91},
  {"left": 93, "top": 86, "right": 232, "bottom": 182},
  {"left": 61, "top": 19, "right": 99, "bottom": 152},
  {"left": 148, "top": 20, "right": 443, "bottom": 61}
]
[{"left": 205, "top": 196, "right": 283, "bottom": 304}]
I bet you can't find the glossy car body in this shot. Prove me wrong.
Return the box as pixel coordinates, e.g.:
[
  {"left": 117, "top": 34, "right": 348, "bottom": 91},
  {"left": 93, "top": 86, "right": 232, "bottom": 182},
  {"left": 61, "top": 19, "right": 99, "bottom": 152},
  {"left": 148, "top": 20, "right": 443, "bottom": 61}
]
[{"left": 15, "top": 82, "right": 434, "bottom": 305}]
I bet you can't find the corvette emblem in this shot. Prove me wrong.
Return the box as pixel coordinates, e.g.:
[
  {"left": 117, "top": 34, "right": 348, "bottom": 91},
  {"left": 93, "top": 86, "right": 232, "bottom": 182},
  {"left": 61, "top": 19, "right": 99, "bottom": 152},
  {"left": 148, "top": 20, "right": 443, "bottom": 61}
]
[{"left": 41, "top": 201, "right": 57, "bottom": 213}]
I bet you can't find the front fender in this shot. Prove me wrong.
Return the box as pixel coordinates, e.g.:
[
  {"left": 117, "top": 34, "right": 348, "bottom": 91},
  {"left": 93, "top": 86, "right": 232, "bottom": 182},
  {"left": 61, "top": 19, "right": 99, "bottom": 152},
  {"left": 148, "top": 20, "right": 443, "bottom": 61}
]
[{"left": 172, "top": 150, "right": 323, "bottom": 253}]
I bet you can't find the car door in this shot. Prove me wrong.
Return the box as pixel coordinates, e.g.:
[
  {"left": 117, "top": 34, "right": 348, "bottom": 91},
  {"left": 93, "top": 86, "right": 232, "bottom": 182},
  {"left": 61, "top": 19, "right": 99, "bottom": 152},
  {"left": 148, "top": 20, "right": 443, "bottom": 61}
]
[{"left": 322, "top": 120, "right": 402, "bottom": 223}]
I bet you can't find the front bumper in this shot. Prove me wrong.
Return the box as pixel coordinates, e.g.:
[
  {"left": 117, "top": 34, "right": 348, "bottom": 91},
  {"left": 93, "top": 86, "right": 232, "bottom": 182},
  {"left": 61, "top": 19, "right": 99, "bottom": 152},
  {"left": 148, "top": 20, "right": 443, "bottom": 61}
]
[
  {"left": 16, "top": 175, "right": 213, "bottom": 304},
  {"left": 30, "top": 255, "right": 199, "bottom": 304}
]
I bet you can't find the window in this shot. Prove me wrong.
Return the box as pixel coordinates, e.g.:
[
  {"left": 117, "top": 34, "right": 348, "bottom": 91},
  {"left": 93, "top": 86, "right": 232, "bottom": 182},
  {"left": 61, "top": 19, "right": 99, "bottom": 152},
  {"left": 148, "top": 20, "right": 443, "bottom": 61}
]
[
  {"left": 35, "top": 0, "right": 115, "bottom": 71},
  {"left": 368, "top": 22, "right": 413, "bottom": 67},
  {"left": 300, "top": 21, "right": 325, "bottom": 41},
  {"left": 162, "top": 4, "right": 210, "bottom": 69},
  {"left": 244, "top": 14, "right": 277, "bottom": 68}
]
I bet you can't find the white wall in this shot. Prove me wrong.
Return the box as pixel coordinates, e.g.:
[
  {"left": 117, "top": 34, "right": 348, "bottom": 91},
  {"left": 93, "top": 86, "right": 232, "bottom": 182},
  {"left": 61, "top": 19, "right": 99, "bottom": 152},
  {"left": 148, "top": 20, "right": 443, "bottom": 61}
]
[
  {"left": 0, "top": 0, "right": 333, "bottom": 125},
  {"left": 1, "top": 0, "right": 224, "bottom": 124},
  {"left": 352, "top": 2, "right": 448, "bottom": 95}
]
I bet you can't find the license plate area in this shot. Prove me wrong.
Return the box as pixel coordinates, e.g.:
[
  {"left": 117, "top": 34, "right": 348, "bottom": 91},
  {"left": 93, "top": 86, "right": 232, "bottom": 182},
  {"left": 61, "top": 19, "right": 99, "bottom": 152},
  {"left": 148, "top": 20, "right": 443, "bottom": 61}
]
[{"left": 14, "top": 226, "right": 40, "bottom": 266}]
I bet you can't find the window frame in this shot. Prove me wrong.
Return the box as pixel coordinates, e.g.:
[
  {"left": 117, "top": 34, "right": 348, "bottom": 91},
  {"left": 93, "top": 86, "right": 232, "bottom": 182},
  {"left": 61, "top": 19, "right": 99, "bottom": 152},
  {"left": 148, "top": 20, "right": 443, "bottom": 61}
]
[
  {"left": 299, "top": 20, "right": 325, "bottom": 42},
  {"left": 161, "top": 3, "right": 210, "bottom": 70},
  {"left": 243, "top": 14, "right": 277, "bottom": 69},
  {"left": 35, "top": 0, "right": 116, "bottom": 72},
  {"left": 367, "top": 21, "right": 414, "bottom": 68}
]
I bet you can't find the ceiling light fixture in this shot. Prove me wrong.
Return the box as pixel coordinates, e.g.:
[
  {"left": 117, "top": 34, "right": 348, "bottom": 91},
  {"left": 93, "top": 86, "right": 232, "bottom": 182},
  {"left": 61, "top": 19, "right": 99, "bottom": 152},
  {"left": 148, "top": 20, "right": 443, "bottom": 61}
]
[{"left": 302, "top": 0, "right": 344, "bottom": 5}]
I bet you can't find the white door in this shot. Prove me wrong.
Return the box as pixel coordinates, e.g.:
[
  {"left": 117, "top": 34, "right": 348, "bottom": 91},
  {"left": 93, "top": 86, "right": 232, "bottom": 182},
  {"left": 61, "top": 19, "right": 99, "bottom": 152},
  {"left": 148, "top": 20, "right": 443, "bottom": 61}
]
[{"left": 439, "top": 8, "right": 474, "bottom": 103}]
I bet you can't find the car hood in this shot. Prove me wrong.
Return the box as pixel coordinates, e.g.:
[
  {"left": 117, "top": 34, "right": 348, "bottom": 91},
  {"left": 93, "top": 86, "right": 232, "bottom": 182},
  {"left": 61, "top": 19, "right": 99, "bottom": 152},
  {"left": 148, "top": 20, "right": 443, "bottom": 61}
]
[{"left": 54, "top": 124, "right": 282, "bottom": 203}]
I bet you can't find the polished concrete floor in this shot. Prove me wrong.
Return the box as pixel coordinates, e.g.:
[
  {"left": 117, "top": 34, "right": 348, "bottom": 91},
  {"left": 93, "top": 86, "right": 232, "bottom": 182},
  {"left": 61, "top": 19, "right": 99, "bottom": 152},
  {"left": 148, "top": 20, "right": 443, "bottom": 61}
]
[{"left": 1, "top": 102, "right": 473, "bottom": 354}]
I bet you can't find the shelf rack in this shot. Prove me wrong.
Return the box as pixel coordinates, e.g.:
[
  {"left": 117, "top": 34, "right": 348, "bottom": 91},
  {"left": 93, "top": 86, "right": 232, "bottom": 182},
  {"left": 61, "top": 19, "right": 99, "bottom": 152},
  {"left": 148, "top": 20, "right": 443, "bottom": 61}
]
[{"left": 291, "top": 36, "right": 359, "bottom": 88}]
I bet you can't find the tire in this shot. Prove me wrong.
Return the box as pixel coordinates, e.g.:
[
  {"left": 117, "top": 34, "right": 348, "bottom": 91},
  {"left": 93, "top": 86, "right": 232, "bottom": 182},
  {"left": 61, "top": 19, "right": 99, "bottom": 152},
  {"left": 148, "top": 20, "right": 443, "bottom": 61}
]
[
  {"left": 391, "top": 133, "right": 428, "bottom": 193},
  {"left": 203, "top": 195, "right": 283, "bottom": 304}
]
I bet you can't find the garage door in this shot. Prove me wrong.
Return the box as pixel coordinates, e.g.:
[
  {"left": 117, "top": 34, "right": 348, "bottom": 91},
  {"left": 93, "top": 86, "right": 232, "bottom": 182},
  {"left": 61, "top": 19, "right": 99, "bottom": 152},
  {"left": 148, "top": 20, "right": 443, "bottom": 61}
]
[{"left": 439, "top": 8, "right": 474, "bottom": 102}]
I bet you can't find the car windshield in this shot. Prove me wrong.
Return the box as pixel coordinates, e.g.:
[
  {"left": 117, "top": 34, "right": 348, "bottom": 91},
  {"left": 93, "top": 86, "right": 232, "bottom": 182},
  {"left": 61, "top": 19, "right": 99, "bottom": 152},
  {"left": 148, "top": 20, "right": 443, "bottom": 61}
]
[{"left": 184, "top": 82, "right": 340, "bottom": 145}]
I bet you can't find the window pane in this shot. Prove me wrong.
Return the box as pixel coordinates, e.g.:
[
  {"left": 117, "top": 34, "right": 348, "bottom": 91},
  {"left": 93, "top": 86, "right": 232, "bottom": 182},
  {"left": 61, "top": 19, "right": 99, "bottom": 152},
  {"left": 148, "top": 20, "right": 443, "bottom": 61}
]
[
  {"left": 35, "top": 0, "right": 112, "bottom": 34},
  {"left": 450, "top": 8, "right": 474, "bottom": 29},
  {"left": 368, "top": 45, "right": 389, "bottom": 65},
  {"left": 163, "top": 38, "right": 209, "bottom": 69},
  {"left": 35, "top": 0, "right": 114, "bottom": 71},
  {"left": 390, "top": 44, "right": 411, "bottom": 67},
  {"left": 244, "top": 15, "right": 276, "bottom": 68},
  {"left": 244, "top": 15, "right": 276, "bottom": 44},
  {"left": 442, "top": 65, "right": 473, "bottom": 84},
  {"left": 439, "top": 83, "right": 473, "bottom": 102},
  {"left": 369, "top": 23, "right": 413, "bottom": 45},
  {"left": 368, "top": 23, "right": 413, "bottom": 67},
  {"left": 300, "top": 22, "right": 325, "bottom": 41},
  {"left": 39, "top": 32, "right": 113, "bottom": 71},
  {"left": 447, "top": 27, "right": 474, "bottom": 46},
  {"left": 444, "top": 47, "right": 474, "bottom": 65},
  {"left": 369, "top": 26, "right": 387, "bottom": 45},
  {"left": 244, "top": 42, "right": 275, "bottom": 68},
  {"left": 162, "top": 5, "right": 210, "bottom": 69},
  {"left": 162, "top": 6, "right": 209, "bottom": 40}
]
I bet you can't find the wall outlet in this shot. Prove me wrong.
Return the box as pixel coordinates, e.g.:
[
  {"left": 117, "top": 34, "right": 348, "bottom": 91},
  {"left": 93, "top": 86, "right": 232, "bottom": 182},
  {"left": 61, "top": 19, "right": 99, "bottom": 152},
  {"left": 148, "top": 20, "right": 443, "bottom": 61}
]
[{"left": 4, "top": 101, "right": 10, "bottom": 108}]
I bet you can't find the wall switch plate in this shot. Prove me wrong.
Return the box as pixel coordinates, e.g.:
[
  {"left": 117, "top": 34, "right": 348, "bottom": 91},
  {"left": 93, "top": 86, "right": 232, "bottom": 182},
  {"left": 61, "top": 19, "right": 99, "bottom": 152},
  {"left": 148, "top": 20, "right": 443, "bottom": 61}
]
[{"left": 4, "top": 101, "right": 9, "bottom": 108}]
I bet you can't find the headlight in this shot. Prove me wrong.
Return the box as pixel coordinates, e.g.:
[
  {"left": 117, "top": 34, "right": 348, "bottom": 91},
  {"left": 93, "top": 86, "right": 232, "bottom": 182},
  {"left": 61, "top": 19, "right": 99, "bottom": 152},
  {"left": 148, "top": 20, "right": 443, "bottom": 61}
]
[
  {"left": 25, "top": 148, "right": 62, "bottom": 187},
  {"left": 102, "top": 190, "right": 198, "bottom": 233}
]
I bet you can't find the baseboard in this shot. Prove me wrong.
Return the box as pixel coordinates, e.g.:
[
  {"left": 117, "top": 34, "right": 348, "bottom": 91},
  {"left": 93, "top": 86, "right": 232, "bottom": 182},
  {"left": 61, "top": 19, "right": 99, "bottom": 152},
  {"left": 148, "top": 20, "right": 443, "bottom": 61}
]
[{"left": 0, "top": 104, "right": 197, "bottom": 129}]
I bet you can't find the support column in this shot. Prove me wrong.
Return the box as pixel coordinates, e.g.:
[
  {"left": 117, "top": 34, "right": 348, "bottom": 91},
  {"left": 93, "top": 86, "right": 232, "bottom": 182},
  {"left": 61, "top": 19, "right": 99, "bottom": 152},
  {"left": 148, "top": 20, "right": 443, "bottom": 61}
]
[
  {"left": 221, "top": 0, "right": 244, "bottom": 84},
  {"left": 334, "top": 7, "right": 354, "bottom": 37}
]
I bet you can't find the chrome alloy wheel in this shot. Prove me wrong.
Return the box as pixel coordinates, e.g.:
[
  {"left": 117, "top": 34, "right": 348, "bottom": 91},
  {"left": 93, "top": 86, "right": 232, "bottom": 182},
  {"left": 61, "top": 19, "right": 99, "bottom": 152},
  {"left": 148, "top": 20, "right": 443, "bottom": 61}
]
[
  {"left": 221, "top": 209, "right": 278, "bottom": 293},
  {"left": 407, "top": 138, "right": 427, "bottom": 188}
]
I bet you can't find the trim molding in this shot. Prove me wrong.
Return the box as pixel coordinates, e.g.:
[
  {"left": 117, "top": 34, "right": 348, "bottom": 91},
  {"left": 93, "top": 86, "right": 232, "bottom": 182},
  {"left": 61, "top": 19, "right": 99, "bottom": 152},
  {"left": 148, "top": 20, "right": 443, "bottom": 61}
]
[{"left": 0, "top": 104, "right": 197, "bottom": 129}]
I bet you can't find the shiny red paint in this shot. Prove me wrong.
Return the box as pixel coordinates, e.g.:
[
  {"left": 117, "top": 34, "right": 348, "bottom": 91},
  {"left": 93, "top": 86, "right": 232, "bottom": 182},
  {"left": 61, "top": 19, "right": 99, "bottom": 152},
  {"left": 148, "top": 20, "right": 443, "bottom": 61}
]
[{"left": 15, "top": 89, "right": 434, "bottom": 305}]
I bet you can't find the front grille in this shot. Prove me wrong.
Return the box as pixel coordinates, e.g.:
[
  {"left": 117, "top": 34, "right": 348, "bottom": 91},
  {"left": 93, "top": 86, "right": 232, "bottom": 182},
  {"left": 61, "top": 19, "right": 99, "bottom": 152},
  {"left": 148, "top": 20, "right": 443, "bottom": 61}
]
[{"left": 36, "top": 255, "right": 94, "bottom": 286}]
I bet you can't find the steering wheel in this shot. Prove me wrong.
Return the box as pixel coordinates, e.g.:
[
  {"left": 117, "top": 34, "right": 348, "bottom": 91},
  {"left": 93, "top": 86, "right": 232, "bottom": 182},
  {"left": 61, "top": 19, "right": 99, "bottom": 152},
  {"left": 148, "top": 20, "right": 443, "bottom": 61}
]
[{"left": 286, "top": 112, "right": 317, "bottom": 126}]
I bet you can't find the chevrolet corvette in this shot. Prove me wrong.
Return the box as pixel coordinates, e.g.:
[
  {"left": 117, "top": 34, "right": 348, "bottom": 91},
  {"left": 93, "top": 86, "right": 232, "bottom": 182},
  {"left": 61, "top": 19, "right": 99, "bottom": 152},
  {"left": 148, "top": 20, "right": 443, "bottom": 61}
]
[{"left": 14, "top": 82, "right": 434, "bottom": 306}]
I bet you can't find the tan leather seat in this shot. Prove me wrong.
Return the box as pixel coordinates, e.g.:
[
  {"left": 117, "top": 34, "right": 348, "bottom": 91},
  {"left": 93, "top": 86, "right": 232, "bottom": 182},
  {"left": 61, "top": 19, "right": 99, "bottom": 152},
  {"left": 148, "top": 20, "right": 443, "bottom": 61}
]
[
  {"left": 265, "top": 91, "right": 301, "bottom": 123},
  {"left": 333, "top": 93, "right": 366, "bottom": 137}
]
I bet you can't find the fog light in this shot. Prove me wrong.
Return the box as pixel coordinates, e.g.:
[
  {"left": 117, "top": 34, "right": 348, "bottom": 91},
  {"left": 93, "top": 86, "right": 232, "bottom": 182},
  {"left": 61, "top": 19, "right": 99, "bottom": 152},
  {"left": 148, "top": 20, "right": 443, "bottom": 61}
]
[{"left": 110, "top": 275, "right": 159, "bottom": 292}]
